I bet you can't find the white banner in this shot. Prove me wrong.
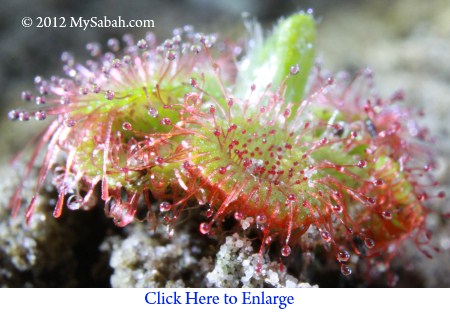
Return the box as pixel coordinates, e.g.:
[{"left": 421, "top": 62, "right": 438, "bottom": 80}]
[{"left": 1, "top": 288, "right": 448, "bottom": 312}]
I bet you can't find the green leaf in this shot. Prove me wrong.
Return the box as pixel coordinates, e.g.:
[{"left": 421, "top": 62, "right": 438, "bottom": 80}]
[{"left": 237, "top": 12, "right": 316, "bottom": 106}]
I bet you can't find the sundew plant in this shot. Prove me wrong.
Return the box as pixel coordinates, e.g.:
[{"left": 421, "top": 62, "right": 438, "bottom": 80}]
[{"left": 8, "top": 12, "right": 445, "bottom": 283}]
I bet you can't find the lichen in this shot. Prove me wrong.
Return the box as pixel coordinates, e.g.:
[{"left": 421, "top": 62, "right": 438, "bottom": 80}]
[
  {"left": 103, "top": 223, "right": 212, "bottom": 287},
  {"left": 206, "top": 233, "right": 316, "bottom": 288},
  {"left": 0, "top": 164, "right": 77, "bottom": 287}
]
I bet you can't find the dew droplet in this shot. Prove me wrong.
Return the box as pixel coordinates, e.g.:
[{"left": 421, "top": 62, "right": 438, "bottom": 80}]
[
  {"left": 155, "top": 156, "right": 164, "bottom": 165},
  {"left": 92, "top": 84, "right": 101, "bottom": 94},
  {"left": 364, "top": 238, "right": 375, "bottom": 249},
  {"left": 381, "top": 210, "right": 393, "bottom": 220},
  {"left": 112, "top": 59, "right": 122, "bottom": 68},
  {"left": 86, "top": 42, "right": 101, "bottom": 57},
  {"left": 336, "top": 250, "right": 350, "bottom": 263},
  {"left": 122, "top": 55, "right": 131, "bottom": 64},
  {"left": 234, "top": 211, "right": 244, "bottom": 221},
  {"left": 213, "top": 129, "right": 221, "bottom": 137},
  {"left": 287, "top": 194, "right": 296, "bottom": 202},
  {"left": 183, "top": 161, "right": 191, "bottom": 170},
  {"left": 255, "top": 262, "right": 263, "bottom": 275},
  {"left": 8, "top": 110, "right": 19, "bottom": 120},
  {"left": 357, "top": 160, "right": 367, "bottom": 168},
  {"left": 333, "top": 123, "right": 345, "bottom": 137},
  {"left": 189, "top": 78, "right": 198, "bottom": 87},
  {"left": 161, "top": 117, "right": 172, "bottom": 125},
  {"left": 373, "top": 179, "right": 384, "bottom": 186},
  {"left": 164, "top": 38, "right": 174, "bottom": 48},
  {"left": 367, "top": 197, "right": 376, "bottom": 205},
  {"left": 332, "top": 205, "right": 343, "bottom": 213},
  {"left": 122, "top": 122, "right": 132, "bottom": 131},
  {"left": 148, "top": 107, "right": 159, "bottom": 118},
  {"left": 340, "top": 264, "right": 352, "bottom": 276},
  {"left": 167, "top": 51, "right": 176, "bottom": 61},
  {"left": 35, "top": 96, "right": 46, "bottom": 105},
  {"left": 34, "top": 76, "right": 43, "bottom": 85},
  {"left": 107, "top": 38, "right": 120, "bottom": 51},
  {"left": 218, "top": 167, "right": 227, "bottom": 174},
  {"left": 18, "top": 111, "right": 30, "bottom": 121},
  {"left": 38, "top": 85, "right": 48, "bottom": 95},
  {"left": 159, "top": 201, "right": 172, "bottom": 212},
  {"left": 290, "top": 64, "right": 300, "bottom": 75},
  {"left": 199, "top": 222, "right": 211, "bottom": 234},
  {"left": 64, "top": 118, "right": 76, "bottom": 127},
  {"left": 67, "top": 194, "right": 83, "bottom": 210},
  {"left": 243, "top": 158, "right": 252, "bottom": 168},
  {"left": 281, "top": 245, "right": 291, "bottom": 257},
  {"left": 256, "top": 214, "right": 267, "bottom": 224},
  {"left": 321, "top": 230, "right": 332, "bottom": 242},
  {"left": 34, "top": 110, "right": 47, "bottom": 121},
  {"left": 417, "top": 193, "right": 428, "bottom": 201},
  {"left": 105, "top": 90, "right": 115, "bottom": 100},
  {"left": 21, "top": 91, "right": 33, "bottom": 101},
  {"left": 190, "top": 44, "right": 201, "bottom": 54},
  {"left": 137, "top": 39, "right": 148, "bottom": 49},
  {"left": 79, "top": 87, "right": 89, "bottom": 95}
]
